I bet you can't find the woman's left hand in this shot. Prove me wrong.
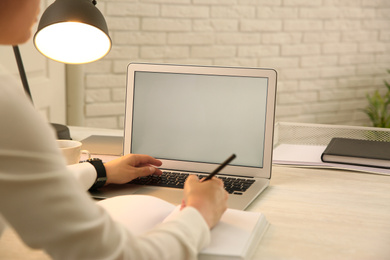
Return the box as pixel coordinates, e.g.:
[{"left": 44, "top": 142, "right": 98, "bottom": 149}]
[{"left": 104, "top": 154, "right": 162, "bottom": 185}]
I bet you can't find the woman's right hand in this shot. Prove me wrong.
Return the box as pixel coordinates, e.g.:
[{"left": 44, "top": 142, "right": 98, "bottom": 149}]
[{"left": 182, "top": 175, "right": 228, "bottom": 229}]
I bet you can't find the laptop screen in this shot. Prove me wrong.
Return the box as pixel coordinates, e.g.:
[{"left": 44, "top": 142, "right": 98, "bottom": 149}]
[{"left": 131, "top": 71, "right": 268, "bottom": 168}]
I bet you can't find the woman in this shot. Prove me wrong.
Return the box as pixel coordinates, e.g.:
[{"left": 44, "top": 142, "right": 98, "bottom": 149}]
[{"left": 0, "top": 1, "right": 228, "bottom": 259}]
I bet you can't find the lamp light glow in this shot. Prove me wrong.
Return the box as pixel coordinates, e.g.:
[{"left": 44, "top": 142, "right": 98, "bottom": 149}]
[
  {"left": 35, "top": 22, "right": 111, "bottom": 64},
  {"left": 34, "top": 0, "right": 111, "bottom": 64}
]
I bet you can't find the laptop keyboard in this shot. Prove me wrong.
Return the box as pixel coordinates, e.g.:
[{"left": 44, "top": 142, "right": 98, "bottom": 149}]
[{"left": 128, "top": 171, "right": 255, "bottom": 195}]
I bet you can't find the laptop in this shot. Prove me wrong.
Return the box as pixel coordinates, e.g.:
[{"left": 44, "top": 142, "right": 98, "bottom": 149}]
[{"left": 90, "top": 63, "right": 277, "bottom": 210}]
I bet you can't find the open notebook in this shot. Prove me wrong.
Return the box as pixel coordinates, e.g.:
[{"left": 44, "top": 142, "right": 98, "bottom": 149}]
[
  {"left": 98, "top": 195, "right": 269, "bottom": 260},
  {"left": 90, "top": 63, "right": 277, "bottom": 210}
]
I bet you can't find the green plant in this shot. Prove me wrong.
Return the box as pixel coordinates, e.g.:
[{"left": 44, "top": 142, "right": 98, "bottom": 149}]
[{"left": 363, "top": 70, "right": 390, "bottom": 128}]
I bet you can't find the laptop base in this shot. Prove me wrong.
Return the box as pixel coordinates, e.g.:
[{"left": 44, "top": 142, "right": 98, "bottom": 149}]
[{"left": 90, "top": 177, "right": 269, "bottom": 210}]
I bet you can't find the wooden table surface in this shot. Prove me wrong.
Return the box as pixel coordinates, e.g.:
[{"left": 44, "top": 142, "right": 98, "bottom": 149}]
[{"left": 251, "top": 166, "right": 390, "bottom": 260}]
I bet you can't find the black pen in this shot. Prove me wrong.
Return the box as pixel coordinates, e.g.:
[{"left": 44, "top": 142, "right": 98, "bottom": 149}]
[{"left": 203, "top": 154, "right": 236, "bottom": 181}]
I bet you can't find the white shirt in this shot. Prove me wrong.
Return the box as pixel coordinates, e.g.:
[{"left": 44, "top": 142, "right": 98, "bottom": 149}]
[{"left": 0, "top": 65, "right": 210, "bottom": 259}]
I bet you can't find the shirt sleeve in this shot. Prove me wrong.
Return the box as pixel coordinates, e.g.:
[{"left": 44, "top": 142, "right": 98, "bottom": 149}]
[{"left": 0, "top": 68, "right": 210, "bottom": 260}]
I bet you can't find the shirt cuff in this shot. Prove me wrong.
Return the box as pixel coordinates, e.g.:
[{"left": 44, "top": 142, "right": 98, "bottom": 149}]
[
  {"left": 67, "top": 162, "right": 97, "bottom": 191},
  {"left": 170, "top": 206, "right": 211, "bottom": 250}
]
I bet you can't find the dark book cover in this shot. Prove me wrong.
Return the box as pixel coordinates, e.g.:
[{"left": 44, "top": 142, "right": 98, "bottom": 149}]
[{"left": 321, "top": 137, "right": 390, "bottom": 168}]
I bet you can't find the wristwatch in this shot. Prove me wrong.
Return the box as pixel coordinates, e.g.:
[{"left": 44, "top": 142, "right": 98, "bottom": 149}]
[{"left": 86, "top": 158, "right": 107, "bottom": 190}]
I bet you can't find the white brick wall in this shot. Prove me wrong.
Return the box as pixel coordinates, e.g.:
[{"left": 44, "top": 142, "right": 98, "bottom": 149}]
[{"left": 81, "top": 0, "right": 390, "bottom": 129}]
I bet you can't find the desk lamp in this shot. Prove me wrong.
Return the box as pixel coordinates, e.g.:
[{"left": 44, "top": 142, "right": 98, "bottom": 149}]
[{"left": 13, "top": 0, "right": 111, "bottom": 139}]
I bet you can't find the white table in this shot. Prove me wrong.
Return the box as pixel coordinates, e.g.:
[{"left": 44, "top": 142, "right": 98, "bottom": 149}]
[{"left": 1, "top": 127, "right": 390, "bottom": 259}]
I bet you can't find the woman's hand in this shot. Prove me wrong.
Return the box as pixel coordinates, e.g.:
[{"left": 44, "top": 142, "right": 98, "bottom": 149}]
[
  {"left": 104, "top": 154, "right": 162, "bottom": 185},
  {"left": 182, "top": 175, "right": 228, "bottom": 229}
]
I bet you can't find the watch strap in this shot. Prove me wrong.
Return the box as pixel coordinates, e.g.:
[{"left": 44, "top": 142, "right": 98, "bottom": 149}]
[{"left": 87, "top": 158, "right": 107, "bottom": 190}]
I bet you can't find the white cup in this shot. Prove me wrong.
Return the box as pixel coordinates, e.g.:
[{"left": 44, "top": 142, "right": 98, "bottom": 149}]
[{"left": 57, "top": 140, "right": 91, "bottom": 165}]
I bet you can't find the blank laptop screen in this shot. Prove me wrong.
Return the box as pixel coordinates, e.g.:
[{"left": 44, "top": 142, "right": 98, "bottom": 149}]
[{"left": 130, "top": 71, "right": 269, "bottom": 168}]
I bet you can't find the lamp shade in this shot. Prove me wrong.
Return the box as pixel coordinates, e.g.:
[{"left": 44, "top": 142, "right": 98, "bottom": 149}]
[{"left": 34, "top": 0, "right": 111, "bottom": 64}]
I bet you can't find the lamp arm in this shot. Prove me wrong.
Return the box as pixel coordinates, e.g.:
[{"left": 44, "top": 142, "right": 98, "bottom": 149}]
[
  {"left": 12, "top": 45, "right": 34, "bottom": 103},
  {"left": 12, "top": 46, "right": 71, "bottom": 139}
]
